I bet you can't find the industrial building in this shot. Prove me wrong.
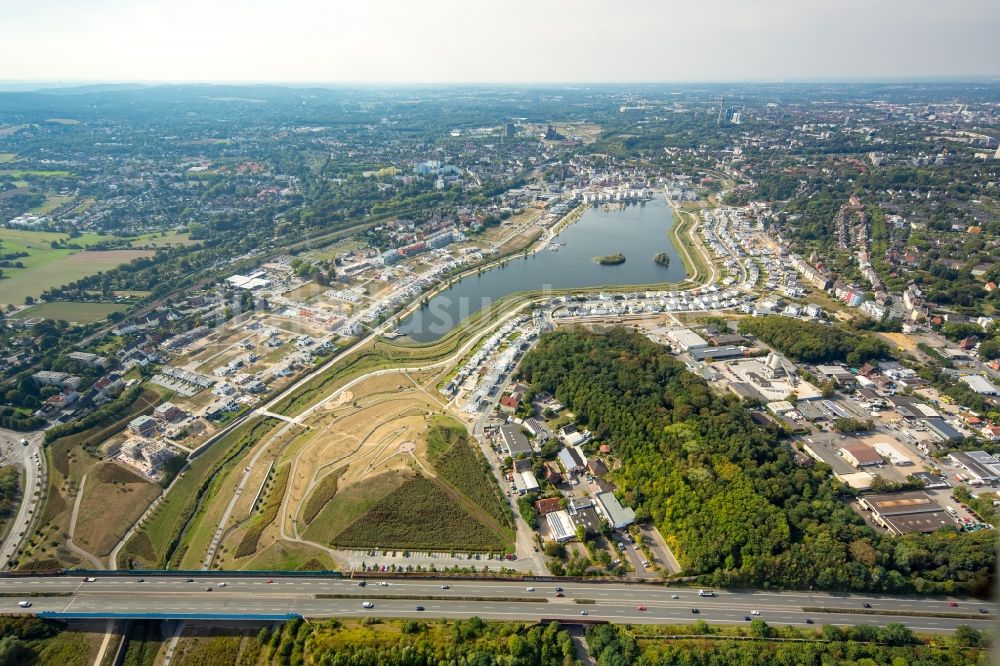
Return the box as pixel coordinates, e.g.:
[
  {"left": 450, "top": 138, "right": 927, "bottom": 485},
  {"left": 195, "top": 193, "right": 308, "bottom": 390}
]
[
  {"left": 874, "top": 442, "right": 913, "bottom": 466},
  {"left": 859, "top": 492, "right": 955, "bottom": 535},
  {"left": 499, "top": 424, "right": 533, "bottom": 456},
  {"left": 596, "top": 492, "right": 636, "bottom": 529},
  {"left": 667, "top": 328, "right": 709, "bottom": 351},
  {"left": 948, "top": 450, "right": 1000, "bottom": 485},
  {"left": 546, "top": 510, "right": 577, "bottom": 542},
  {"left": 923, "top": 418, "right": 964, "bottom": 444},
  {"left": 840, "top": 442, "right": 883, "bottom": 468}
]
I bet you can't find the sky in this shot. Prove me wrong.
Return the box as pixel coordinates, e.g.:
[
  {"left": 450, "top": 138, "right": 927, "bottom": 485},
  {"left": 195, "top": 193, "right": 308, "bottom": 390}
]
[{"left": 2, "top": 0, "right": 998, "bottom": 84}]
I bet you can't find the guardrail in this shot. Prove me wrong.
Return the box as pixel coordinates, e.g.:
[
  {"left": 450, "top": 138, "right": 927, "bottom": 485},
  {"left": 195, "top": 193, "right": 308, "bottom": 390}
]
[
  {"left": 62, "top": 569, "right": 344, "bottom": 578},
  {"left": 38, "top": 611, "right": 302, "bottom": 621}
]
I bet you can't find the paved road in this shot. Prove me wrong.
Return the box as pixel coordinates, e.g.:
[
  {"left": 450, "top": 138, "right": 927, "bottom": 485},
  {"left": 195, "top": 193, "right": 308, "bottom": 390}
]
[
  {"left": 2, "top": 575, "right": 993, "bottom": 633},
  {"left": 0, "top": 429, "right": 46, "bottom": 569}
]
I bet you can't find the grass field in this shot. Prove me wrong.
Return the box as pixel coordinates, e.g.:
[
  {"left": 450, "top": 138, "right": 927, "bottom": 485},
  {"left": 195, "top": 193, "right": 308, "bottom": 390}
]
[
  {"left": 0, "top": 152, "right": 15, "bottom": 163},
  {"left": 0, "top": 169, "right": 71, "bottom": 177},
  {"left": 427, "top": 418, "right": 513, "bottom": 531},
  {"left": 16, "top": 388, "right": 162, "bottom": 569},
  {"left": 7, "top": 301, "right": 127, "bottom": 324},
  {"left": 331, "top": 474, "right": 508, "bottom": 552},
  {"left": 73, "top": 462, "right": 161, "bottom": 558},
  {"left": 302, "top": 469, "right": 410, "bottom": 545},
  {"left": 0, "top": 228, "right": 155, "bottom": 305},
  {"left": 30, "top": 193, "right": 75, "bottom": 215},
  {"left": 118, "top": 417, "right": 279, "bottom": 569}
]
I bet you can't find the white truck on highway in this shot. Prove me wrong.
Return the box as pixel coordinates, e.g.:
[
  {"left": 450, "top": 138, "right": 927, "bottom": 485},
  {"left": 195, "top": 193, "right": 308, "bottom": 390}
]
[{"left": 698, "top": 589, "right": 715, "bottom": 597}]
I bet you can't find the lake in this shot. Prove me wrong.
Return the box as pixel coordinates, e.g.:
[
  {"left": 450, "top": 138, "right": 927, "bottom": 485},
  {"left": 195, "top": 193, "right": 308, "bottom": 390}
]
[{"left": 397, "top": 194, "right": 684, "bottom": 342}]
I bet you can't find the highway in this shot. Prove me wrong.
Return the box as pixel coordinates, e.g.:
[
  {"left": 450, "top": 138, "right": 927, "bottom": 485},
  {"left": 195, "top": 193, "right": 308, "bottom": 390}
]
[
  {"left": 1, "top": 575, "right": 993, "bottom": 633},
  {"left": 0, "top": 429, "right": 46, "bottom": 569}
]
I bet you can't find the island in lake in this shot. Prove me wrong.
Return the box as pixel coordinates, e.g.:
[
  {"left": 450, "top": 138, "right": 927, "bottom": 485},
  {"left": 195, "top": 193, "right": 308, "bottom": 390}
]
[
  {"left": 653, "top": 252, "right": 670, "bottom": 267},
  {"left": 593, "top": 252, "right": 626, "bottom": 266}
]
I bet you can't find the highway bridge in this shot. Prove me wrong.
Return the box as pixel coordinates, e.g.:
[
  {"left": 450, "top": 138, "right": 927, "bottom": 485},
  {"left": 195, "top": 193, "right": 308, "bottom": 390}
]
[{"left": 1, "top": 573, "right": 994, "bottom": 633}]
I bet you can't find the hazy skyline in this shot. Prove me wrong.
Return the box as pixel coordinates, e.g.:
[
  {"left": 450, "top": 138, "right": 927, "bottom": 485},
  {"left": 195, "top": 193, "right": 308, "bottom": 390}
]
[{"left": 2, "top": 0, "right": 998, "bottom": 84}]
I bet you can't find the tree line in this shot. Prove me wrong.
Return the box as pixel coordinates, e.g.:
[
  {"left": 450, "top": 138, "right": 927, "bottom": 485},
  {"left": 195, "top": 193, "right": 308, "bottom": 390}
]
[{"left": 518, "top": 328, "right": 995, "bottom": 595}]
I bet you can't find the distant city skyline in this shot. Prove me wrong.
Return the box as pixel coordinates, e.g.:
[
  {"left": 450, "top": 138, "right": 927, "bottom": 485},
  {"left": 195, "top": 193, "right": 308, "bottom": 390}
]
[{"left": 2, "top": 0, "right": 998, "bottom": 84}]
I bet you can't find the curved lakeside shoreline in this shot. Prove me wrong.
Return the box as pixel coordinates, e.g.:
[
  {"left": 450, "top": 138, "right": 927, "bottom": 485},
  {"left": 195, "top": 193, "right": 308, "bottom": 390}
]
[{"left": 397, "top": 192, "right": 697, "bottom": 342}]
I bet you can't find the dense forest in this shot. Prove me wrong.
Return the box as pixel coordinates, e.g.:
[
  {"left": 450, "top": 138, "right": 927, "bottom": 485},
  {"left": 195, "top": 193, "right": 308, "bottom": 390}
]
[
  {"left": 255, "top": 618, "right": 577, "bottom": 666},
  {"left": 586, "top": 623, "right": 989, "bottom": 666},
  {"left": 518, "top": 328, "right": 995, "bottom": 594},
  {"left": 739, "top": 316, "right": 889, "bottom": 365}
]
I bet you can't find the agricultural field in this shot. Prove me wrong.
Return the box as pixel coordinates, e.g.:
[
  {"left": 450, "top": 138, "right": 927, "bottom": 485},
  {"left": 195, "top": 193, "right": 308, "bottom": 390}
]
[
  {"left": 6, "top": 301, "right": 127, "bottom": 324},
  {"left": 0, "top": 152, "right": 16, "bottom": 163},
  {"left": 0, "top": 227, "right": 154, "bottom": 305}
]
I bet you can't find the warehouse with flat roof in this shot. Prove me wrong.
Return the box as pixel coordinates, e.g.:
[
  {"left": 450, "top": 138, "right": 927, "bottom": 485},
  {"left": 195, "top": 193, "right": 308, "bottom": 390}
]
[
  {"left": 499, "top": 424, "right": 532, "bottom": 456},
  {"left": 859, "top": 491, "right": 955, "bottom": 535}
]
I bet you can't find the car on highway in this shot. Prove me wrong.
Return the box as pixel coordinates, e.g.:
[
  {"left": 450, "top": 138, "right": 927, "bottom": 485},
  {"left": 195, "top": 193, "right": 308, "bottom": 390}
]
[
  {"left": 440, "top": 584, "right": 450, "bottom": 589},
  {"left": 357, "top": 581, "right": 367, "bottom": 587},
  {"left": 554, "top": 587, "right": 563, "bottom": 592},
  {"left": 218, "top": 582, "right": 227, "bottom": 587},
  {"left": 805, "top": 619, "right": 814, "bottom": 624},
  {"left": 82, "top": 577, "right": 96, "bottom": 582},
  {"left": 378, "top": 582, "right": 389, "bottom": 586},
  {"left": 671, "top": 594, "right": 679, "bottom": 599},
  {"left": 18, "top": 601, "right": 31, "bottom": 608},
  {"left": 362, "top": 602, "right": 374, "bottom": 609},
  {"left": 525, "top": 587, "right": 535, "bottom": 592},
  {"left": 743, "top": 616, "right": 751, "bottom": 621},
  {"left": 751, "top": 610, "right": 760, "bottom": 615},
  {"left": 205, "top": 587, "right": 212, "bottom": 592},
  {"left": 691, "top": 608, "right": 699, "bottom": 614},
  {"left": 862, "top": 603, "right": 872, "bottom": 608},
  {"left": 185, "top": 578, "right": 194, "bottom": 583},
  {"left": 415, "top": 606, "right": 425, "bottom": 611},
  {"left": 636, "top": 605, "right": 647, "bottom": 611},
  {"left": 579, "top": 610, "right": 588, "bottom": 616},
  {"left": 137, "top": 578, "right": 145, "bottom": 583},
  {"left": 949, "top": 602, "right": 958, "bottom": 607},
  {"left": 979, "top": 608, "right": 989, "bottom": 614},
  {"left": 266, "top": 579, "right": 273, "bottom": 584},
  {"left": 555, "top": 592, "right": 565, "bottom": 598}
]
